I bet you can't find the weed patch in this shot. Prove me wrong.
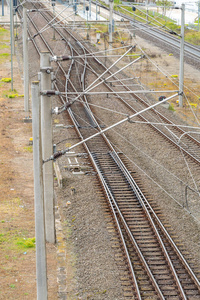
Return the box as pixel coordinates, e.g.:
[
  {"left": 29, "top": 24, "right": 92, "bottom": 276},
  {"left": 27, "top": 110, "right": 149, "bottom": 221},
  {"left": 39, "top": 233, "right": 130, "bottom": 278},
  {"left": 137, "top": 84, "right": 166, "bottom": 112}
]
[
  {"left": 23, "top": 146, "right": 33, "bottom": 153},
  {"left": 1, "top": 78, "right": 11, "bottom": 83},
  {"left": 16, "top": 237, "right": 35, "bottom": 249}
]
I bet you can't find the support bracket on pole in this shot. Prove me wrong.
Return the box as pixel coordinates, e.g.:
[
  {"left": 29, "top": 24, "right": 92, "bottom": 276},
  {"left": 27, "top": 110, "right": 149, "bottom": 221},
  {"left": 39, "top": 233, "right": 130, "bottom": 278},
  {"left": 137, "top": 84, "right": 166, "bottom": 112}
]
[{"left": 40, "top": 66, "right": 53, "bottom": 73}]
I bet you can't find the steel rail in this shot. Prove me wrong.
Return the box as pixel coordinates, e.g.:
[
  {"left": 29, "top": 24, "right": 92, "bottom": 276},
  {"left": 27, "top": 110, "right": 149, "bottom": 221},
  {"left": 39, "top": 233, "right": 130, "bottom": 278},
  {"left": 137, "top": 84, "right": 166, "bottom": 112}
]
[
  {"left": 110, "top": 152, "right": 191, "bottom": 299},
  {"left": 38, "top": 6, "right": 200, "bottom": 165},
  {"left": 34, "top": 1, "right": 200, "bottom": 147},
  {"left": 18, "top": 2, "right": 200, "bottom": 299},
  {"left": 92, "top": 157, "right": 163, "bottom": 300},
  {"left": 111, "top": 151, "right": 200, "bottom": 292},
  {"left": 28, "top": 9, "right": 188, "bottom": 296},
  {"left": 46, "top": 8, "right": 200, "bottom": 295},
  {"left": 71, "top": 42, "right": 200, "bottom": 164},
  {"left": 95, "top": 2, "right": 200, "bottom": 62}
]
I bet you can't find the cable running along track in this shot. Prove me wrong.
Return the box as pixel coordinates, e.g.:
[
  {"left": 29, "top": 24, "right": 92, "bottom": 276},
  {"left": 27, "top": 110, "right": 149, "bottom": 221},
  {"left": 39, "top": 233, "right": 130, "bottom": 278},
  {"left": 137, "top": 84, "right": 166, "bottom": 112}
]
[{"left": 17, "top": 2, "right": 200, "bottom": 298}]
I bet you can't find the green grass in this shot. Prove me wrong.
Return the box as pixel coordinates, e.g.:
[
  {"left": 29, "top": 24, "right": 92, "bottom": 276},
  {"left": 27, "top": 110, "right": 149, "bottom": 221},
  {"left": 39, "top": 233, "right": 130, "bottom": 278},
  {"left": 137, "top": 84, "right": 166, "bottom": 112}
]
[
  {"left": 168, "top": 103, "right": 175, "bottom": 111},
  {"left": 0, "top": 53, "right": 9, "bottom": 57},
  {"left": 9, "top": 284, "right": 16, "bottom": 289},
  {"left": 1, "top": 77, "right": 11, "bottom": 83},
  {"left": 16, "top": 237, "right": 35, "bottom": 249},
  {"left": 0, "top": 231, "right": 35, "bottom": 250},
  {"left": 23, "top": 146, "right": 33, "bottom": 153},
  {"left": 0, "top": 27, "right": 8, "bottom": 35},
  {"left": 2, "top": 89, "right": 23, "bottom": 99},
  {"left": 0, "top": 44, "right": 9, "bottom": 50},
  {"left": 109, "top": 4, "right": 200, "bottom": 46}
]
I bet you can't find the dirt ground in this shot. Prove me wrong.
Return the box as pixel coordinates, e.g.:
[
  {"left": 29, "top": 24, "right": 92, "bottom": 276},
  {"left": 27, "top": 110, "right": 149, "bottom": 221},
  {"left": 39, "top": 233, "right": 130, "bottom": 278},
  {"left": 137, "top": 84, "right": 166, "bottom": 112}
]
[{"left": 0, "top": 27, "right": 57, "bottom": 299}]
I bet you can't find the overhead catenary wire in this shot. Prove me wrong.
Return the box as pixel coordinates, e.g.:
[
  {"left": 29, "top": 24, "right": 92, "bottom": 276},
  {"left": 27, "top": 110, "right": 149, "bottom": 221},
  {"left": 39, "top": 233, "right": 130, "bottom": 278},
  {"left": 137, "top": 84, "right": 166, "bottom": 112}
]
[
  {"left": 91, "top": 112, "right": 200, "bottom": 221},
  {"left": 44, "top": 93, "right": 178, "bottom": 162},
  {"left": 29, "top": 0, "right": 200, "bottom": 210},
  {"left": 117, "top": 5, "right": 180, "bottom": 36}
]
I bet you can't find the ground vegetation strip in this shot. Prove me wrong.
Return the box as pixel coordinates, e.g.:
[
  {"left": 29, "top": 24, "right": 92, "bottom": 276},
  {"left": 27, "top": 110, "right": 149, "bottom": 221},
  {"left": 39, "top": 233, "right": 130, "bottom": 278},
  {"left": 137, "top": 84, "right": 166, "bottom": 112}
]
[{"left": 0, "top": 26, "right": 57, "bottom": 299}]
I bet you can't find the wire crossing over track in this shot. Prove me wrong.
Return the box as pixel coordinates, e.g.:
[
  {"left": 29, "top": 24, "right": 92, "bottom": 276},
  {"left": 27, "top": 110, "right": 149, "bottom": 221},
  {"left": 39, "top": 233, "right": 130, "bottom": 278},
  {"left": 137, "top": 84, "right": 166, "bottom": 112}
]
[{"left": 17, "top": 1, "right": 200, "bottom": 298}]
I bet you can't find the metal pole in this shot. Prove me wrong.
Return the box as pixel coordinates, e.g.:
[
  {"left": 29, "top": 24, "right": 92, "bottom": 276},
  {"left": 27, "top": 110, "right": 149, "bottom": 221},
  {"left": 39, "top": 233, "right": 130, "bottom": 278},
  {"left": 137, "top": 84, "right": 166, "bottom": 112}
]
[
  {"left": 89, "top": 0, "right": 91, "bottom": 18},
  {"left": 179, "top": 4, "right": 185, "bottom": 107},
  {"left": 86, "top": 7, "right": 89, "bottom": 40},
  {"left": 15, "top": 12, "right": 18, "bottom": 39},
  {"left": 74, "top": 0, "right": 77, "bottom": 15},
  {"left": 40, "top": 52, "right": 55, "bottom": 244},
  {"left": 10, "top": 0, "right": 14, "bottom": 91},
  {"left": 23, "top": 7, "right": 29, "bottom": 115},
  {"left": 2, "top": 0, "right": 4, "bottom": 16},
  {"left": 198, "top": 2, "right": 200, "bottom": 31},
  {"left": 96, "top": 0, "right": 98, "bottom": 21},
  {"left": 109, "top": 0, "right": 114, "bottom": 50},
  {"left": 83, "top": 0, "right": 85, "bottom": 14},
  {"left": 53, "top": 5, "right": 55, "bottom": 40},
  {"left": 31, "top": 81, "right": 48, "bottom": 300}
]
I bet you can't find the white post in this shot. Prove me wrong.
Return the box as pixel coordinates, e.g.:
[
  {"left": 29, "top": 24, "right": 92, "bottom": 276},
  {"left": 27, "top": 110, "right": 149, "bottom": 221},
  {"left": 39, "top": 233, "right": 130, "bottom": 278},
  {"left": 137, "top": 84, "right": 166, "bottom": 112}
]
[
  {"left": 83, "top": 0, "right": 85, "bottom": 14},
  {"left": 10, "top": 0, "right": 14, "bottom": 90},
  {"left": 23, "top": 7, "right": 29, "bottom": 114},
  {"left": 96, "top": 0, "right": 98, "bottom": 21},
  {"left": 89, "top": 0, "right": 91, "bottom": 18},
  {"left": 40, "top": 52, "right": 55, "bottom": 244},
  {"left": 109, "top": 0, "right": 114, "bottom": 49},
  {"left": 179, "top": 4, "right": 185, "bottom": 107},
  {"left": 31, "top": 81, "right": 48, "bottom": 300}
]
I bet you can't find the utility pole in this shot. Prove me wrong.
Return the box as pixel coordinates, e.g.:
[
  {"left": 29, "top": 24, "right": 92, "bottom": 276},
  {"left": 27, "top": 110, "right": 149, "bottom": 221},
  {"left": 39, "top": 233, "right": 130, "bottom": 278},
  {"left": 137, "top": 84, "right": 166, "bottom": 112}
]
[
  {"left": 83, "top": 0, "right": 85, "bottom": 14},
  {"left": 23, "top": 7, "right": 29, "bottom": 115},
  {"left": 86, "top": 6, "right": 89, "bottom": 40},
  {"left": 51, "top": 0, "right": 56, "bottom": 40},
  {"left": 146, "top": 7, "right": 148, "bottom": 22},
  {"left": 2, "top": 0, "right": 4, "bottom": 16},
  {"left": 40, "top": 52, "right": 55, "bottom": 244},
  {"left": 109, "top": 0, "right": 114, "bottom": 49},
  {"left": 89, "top": 0, "right": 91, "bottom": 18},
  {"left": 179, "top": 4, "right": 185, "bottom": 107},
  {"left": 96, "top": 0, "right": 98, "bottom": 21},
  {"left": 10, "top": 0, "right": 14, "bottom": 90},
  {"left": 31, "top": 81, "right": 48, "bottom": 300}
]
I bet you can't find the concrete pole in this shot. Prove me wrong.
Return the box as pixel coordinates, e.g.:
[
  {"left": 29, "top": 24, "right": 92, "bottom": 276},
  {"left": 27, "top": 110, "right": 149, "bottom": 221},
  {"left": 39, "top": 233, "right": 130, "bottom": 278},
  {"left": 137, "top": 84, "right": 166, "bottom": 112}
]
[
  {"left": 53, "top": 5, "right": 55, "bottom": 40},
  {"left": 40, "top": 52, "right": 55, "bottom": 244},
  {"left": 23, "top": 7, "right": 29, "bottom": 115},
  {"left": 109, "top": 0, "right": 114, "bottom": 50},
  {"left": 10, "top": 0, "right": 14, "bottom": 90},
  {"left": 2, "top": 0, "right": 4, "bottom": 16},
  {"left": 31, "top": 81, "right": 48, "bottom": 300},
  {"left": 179, "top": 4, "right": 185, "bottom": 107},
  {"left": 96, "top": 0, "right": 98, "bottom": 21},
  {"left": 89, "top": 0, "right": 91, "bottom": 18},
  {"left": 83, "top": 0, "right": 85, "bottom": 14}
]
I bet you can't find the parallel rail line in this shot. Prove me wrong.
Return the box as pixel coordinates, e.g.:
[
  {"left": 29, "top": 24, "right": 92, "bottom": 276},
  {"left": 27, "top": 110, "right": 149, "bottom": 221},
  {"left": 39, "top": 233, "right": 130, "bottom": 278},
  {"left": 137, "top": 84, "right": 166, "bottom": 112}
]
[
  {"left": 17, "top": 2, "right": 200, "bottom": 298},
  {"left": 93, "top": 2, "right": 200, "bottom": 62}
]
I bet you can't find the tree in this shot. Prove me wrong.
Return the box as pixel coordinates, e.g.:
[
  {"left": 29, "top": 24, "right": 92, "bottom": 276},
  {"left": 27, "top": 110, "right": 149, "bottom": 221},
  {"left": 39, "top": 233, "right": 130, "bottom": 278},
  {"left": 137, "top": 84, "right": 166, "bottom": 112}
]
[{"left": 156, "top": 0, "right": 172, "bottom": 16}]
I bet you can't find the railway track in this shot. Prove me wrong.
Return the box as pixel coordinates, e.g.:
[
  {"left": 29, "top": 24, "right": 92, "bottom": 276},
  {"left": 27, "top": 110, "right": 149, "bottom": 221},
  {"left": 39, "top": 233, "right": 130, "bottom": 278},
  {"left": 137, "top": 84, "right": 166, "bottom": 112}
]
[
  {"left": 17, "top": 1, "right": 200, "bottom": 298},
  {"left": 22, "top": 1, "right": 200, "bottom": 168},
  {"left": 92, "top": 1, "right": 200, "bottom": 63}
]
